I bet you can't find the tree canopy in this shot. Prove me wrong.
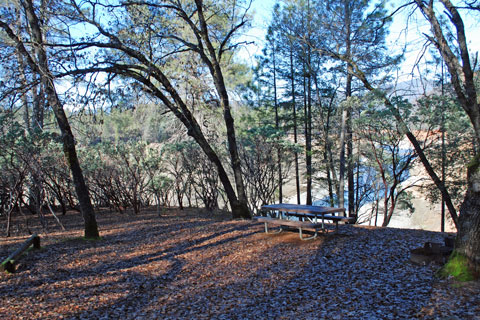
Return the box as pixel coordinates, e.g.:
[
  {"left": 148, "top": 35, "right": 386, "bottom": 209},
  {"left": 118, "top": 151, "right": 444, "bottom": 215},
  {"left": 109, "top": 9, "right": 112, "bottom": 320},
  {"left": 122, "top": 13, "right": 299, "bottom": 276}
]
[{"left": 1, "top": 0, "right": 480, "bottom": 271}]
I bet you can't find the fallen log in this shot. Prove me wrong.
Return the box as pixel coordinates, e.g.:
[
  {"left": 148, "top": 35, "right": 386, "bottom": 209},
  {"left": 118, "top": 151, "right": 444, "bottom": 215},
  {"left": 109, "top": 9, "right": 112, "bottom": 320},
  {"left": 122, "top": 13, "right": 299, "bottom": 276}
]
[{"left": 1, "top": 234, "right": 40, "bottom": 273}]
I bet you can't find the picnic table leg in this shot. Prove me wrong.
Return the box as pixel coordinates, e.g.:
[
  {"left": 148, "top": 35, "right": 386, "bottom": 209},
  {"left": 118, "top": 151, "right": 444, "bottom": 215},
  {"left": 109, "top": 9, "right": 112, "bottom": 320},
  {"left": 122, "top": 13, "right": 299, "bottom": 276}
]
[
  {"left": 264, "top": 222, "right": 282, "bottom": 234},
  {"left": 299, "top": 227, "right": 318, "bottom": 240}
]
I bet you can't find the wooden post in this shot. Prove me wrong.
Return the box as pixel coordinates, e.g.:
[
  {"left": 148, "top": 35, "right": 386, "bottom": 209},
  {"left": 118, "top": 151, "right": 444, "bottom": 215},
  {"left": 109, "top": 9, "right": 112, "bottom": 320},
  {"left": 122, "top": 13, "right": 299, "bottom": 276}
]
[{"left": 1, "top": 234, "right": 40, "bottom": 273}]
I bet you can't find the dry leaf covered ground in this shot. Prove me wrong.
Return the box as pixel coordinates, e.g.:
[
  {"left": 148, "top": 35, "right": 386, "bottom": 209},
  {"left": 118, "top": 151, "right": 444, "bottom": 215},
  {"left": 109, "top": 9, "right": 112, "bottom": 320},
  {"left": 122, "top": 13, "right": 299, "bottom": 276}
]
[{"left": 1, "top": 208, "right": 479, "bottom": 319}]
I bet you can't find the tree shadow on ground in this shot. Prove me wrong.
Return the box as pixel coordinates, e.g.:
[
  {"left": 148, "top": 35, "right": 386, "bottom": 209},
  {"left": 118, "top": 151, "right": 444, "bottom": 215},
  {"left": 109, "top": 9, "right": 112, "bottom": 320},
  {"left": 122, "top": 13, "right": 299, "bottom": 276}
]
[
  {"left": 0, "top": 216, "right": 256, "bottom": 317},
  {"left": 59, "top": 222, "right": 258, "bottom": 319},
  {"left": 0, "top": 213, "right": 449, "bottom": 319},
  {"left": 137, "top": 225, "right": 444, "bottom": 319}
]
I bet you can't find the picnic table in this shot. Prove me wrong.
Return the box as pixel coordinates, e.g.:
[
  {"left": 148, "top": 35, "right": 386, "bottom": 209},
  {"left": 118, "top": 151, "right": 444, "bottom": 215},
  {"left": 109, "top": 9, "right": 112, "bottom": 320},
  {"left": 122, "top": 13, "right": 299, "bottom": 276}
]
[{"left": 254, "top": 203, "right": 354, "bottom": 240}]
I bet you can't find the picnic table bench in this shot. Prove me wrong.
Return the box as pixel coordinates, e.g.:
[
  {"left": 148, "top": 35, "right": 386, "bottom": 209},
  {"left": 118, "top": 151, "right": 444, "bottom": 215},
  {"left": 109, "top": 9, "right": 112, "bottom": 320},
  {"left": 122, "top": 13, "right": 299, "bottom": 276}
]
[{"left": 254, "top": 203, "right": 354, "bottom": 240}]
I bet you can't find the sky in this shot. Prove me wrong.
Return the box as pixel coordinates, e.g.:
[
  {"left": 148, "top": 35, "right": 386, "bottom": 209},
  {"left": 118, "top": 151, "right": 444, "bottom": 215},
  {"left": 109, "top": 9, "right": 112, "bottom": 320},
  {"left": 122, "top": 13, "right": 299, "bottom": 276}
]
[
  {"left": 238, "top": 0, "right": 480, "bottom": 85},
  {"left": 237, "top": 0, "right": 276, "bottom": 65}
]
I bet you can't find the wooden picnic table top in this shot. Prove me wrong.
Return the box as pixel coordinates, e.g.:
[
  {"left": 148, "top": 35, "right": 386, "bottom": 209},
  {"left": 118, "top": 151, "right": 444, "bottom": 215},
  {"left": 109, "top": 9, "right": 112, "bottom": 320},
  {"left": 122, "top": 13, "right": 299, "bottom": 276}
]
[{"left": 261, "top": 203, "right": 346, "bottom": 215}]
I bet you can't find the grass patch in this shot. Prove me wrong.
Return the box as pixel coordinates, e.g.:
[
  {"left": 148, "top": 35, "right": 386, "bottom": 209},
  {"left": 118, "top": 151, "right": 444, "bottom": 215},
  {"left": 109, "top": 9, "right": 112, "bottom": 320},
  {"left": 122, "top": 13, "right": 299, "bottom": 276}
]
[{"left": 438, "top": 251, "right": 476, "bottom": 282}]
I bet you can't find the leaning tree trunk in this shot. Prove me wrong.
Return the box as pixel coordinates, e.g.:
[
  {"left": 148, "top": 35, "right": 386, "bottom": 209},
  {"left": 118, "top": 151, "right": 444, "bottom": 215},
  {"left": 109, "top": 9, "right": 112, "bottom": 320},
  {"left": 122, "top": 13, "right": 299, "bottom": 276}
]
[
  {"left": 194, "top": 1, "right": 250, "bottom": 219},
  {"left": 44, "top": 86, "right": 100, "bottom": 238},
  {"left": 456, "top": 155, "right": 480, "bottom": 273},
  {"left": 410, "top": 0, "right": 479, "bottom": 272},
  {"left": 20, "top": 0, "right": 99, "bottom": 238}
]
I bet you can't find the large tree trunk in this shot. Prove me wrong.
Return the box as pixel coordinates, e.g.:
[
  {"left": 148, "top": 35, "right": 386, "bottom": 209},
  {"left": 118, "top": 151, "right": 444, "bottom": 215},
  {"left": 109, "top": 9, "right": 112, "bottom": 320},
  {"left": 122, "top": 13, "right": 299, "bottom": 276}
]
[
  {"left": 382, "top": 192, "right": 389, "bottom": 227},
  {"left": 456, "top": 155, "right": 480, "bottom": 273},
  {"left": 411, "top": 0, "right": 480, "bottom": 271},
  {"left": 344, "top": 1, "right": 355, "bottom": 218},
  {"left": 16, "top": 53, "right": 31, "bottom": 132},
  {"left": 194, "top": 0, "right": 250, "bottom": 219},
  {"left": 44, "top": 87, "right": 99, "bottom": 238},
  {"left": 222, "top": 106, "right": 251, "bottom": 218},
  {"left": 347, "top": 107, "right": 355, "bottom": 217},
  {"left": 178, "top": 109, "right": 249, "bottom": 219},
  {"left": 19, "top": 0, "right": 100, "bottom": 238}
]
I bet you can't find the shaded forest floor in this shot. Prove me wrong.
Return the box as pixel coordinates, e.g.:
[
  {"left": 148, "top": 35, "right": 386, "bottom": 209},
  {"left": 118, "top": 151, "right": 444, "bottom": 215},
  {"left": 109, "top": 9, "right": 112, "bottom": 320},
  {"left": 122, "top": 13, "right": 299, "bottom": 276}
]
[{"left": 1, "top": 208, "right": 479, "bottom": 319}]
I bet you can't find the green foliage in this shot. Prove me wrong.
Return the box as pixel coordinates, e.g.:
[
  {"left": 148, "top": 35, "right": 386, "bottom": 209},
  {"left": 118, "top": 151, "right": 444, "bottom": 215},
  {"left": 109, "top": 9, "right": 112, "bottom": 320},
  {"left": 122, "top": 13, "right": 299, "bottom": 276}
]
[
  {"left": 396, "top": 192, "right": 415, "bottom": 215},
  {"left": 161, "top": 140, "right": 221, "bottom": 210},
  {"left": 0, "top": 111, "right": 70, "bottom": 221},
  {"left": 235, "top": 107, "right": 296, "bottom": 211},
  {"left": 79, "top": 140, "right": 165, "bottom": 213},
  {"left": 355, "top": 94, "right": 419, "bottom": 225},
  {"left": 438, "top": 251, "right": 476, "bottom": 282},
  {"left": 75, "top": 103, "right": 171, "bottom": 145},
  {"left": 416, "top": 92, "right": 475, "bottom": 208},
  {"left": 2, "top": 0, "right": 477, "bottom": 234},
  {"left": 0, "top": 112, "right": 56, "bottom": 158}
]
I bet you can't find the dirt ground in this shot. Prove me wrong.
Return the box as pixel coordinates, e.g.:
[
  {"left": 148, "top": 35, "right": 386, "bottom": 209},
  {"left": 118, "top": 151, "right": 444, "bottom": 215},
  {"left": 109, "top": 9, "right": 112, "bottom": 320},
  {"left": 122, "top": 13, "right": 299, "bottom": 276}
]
[{"left": 1, "top": 208, "right": 479, "bottom": 319}]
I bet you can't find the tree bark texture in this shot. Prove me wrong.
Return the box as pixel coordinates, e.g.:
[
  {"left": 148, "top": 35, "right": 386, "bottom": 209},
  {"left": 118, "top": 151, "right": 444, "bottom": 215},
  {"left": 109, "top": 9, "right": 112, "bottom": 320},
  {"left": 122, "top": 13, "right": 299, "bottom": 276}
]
[
  {"left": 456, "top": 155, "right": 480, "bottom": 273},
  {"left": 304, "top": 3, "right": 313, "bottom": 206},
  {"left": 413, "top": 0, "right": 479, "bottom": 270},
  {"left": 194, "top": 0, "right": 250, "bottom": 219},
  {"left": 347, "top": 108, "right": 355, "bottom": 218},
  {"left": 313, "top": 75, "right": 338, "bottom": 205},
  {"left": 344, "top": 1, "right": 355, "bottom": 218},
  {"left": 15, "top": 0, "right": 100, "bottom": 238}
]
